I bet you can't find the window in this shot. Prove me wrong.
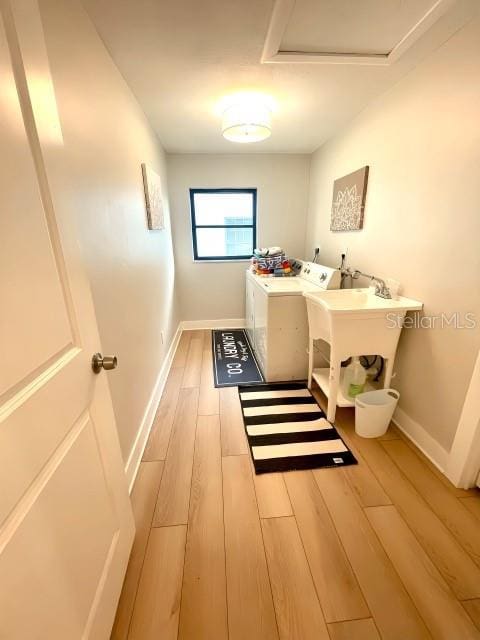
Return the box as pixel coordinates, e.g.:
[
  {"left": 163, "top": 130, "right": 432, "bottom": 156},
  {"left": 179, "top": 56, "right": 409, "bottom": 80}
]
[{"left": 189, "top": 188, "right": 257, "bottom": 260}]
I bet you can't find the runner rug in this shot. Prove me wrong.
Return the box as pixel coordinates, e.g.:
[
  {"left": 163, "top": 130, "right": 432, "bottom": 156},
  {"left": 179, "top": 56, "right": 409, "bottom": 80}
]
[
  {"left": 238, "top": 382, "right": 357, "bottom": 473},
  {"left": 212, "top": 329, "right": 264, "bottom": 387}
]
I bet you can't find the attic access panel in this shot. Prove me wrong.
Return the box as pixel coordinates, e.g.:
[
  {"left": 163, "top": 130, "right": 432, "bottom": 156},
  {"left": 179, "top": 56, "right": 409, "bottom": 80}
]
[{"left": 262, "top": 0, "right": 458, "bottom": 65}]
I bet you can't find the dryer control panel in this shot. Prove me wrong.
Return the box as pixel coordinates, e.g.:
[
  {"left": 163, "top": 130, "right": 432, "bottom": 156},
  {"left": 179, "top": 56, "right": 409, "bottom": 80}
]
[{"left": 299, "top": 261, "right": 341, "bottom": 290}]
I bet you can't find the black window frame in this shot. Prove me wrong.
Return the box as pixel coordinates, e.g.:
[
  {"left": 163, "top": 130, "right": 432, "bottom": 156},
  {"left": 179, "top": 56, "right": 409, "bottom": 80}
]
[{"left": 189, "top": 188, "right": 257, "bottom": 261}]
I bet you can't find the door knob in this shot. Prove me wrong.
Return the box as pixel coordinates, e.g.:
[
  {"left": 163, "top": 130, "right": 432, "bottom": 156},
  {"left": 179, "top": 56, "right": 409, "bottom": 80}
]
[{"left": 92, "top": 353, "right": 118, "bottom": 374}]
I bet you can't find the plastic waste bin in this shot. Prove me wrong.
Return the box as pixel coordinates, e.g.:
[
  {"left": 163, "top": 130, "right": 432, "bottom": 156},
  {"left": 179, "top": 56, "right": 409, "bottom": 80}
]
[{"left": 355, "top": 389, "right": 400, "bottom": 438}]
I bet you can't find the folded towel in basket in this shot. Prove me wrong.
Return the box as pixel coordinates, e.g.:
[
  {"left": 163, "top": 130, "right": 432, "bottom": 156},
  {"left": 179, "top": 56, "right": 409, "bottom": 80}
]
[{"left": 253, "top": 246, "right": 284, "bottom": 258}]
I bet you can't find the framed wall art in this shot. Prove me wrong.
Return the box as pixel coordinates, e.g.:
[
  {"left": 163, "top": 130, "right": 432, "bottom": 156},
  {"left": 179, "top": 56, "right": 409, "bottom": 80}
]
[
  {"left": 330, "top": 166, "right": 369, "bottom": 231},
  {"left": 141, "top": 163, "right": 165, "bottom": 230}
]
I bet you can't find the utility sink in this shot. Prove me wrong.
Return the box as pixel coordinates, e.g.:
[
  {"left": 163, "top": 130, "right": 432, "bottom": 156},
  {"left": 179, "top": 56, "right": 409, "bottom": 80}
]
[
  {"left": 303, "top": 288, "right": 423, "bottom": 315},
  {"left": 303, "top": 288, "right": 423, "bottom": 421}
]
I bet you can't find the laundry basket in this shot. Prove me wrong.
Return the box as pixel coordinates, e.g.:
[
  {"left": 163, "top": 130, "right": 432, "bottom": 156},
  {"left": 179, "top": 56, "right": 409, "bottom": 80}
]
[{"left": 354, "top": 389, "right": 400, "bottom": 438}]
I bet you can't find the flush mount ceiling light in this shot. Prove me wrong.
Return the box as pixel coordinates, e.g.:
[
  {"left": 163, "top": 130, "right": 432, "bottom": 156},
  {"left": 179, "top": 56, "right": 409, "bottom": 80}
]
[{"left": 222, "top": 101, "right": 272, "bottom": 143}]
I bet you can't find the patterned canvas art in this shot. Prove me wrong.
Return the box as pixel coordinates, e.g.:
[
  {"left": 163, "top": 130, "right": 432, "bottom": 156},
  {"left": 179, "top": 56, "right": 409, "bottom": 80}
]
[
  {"left": 330, "top": 166, "right": 369, "bottom": 231},
  {"left": 141, "top": 163, "right": 165, "bottom": 230}
]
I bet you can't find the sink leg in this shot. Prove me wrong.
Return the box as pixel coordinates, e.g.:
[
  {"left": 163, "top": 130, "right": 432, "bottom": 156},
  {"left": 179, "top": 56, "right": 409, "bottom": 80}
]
[
  {"left": 307, "top": 338, "right": 314, "bottom": 389},
  {"left": 327, "top": 360, "right": 340, "bottom": 423},
  {"left": 383, "top": 358, "right": 394, "bottom": 389}
]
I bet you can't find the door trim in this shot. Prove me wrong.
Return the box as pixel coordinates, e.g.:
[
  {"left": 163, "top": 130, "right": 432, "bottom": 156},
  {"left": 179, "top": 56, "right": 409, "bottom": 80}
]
[{"left": 445, "top": 349, "right": 480, "bottom": 488}]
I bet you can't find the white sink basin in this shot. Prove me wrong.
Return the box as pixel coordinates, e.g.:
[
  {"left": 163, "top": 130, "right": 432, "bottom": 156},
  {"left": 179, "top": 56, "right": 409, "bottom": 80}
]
[
  {"left": 303, "top": 288, "right": 422, "bottom": 350},
  {"left": 303, "top": 288, "right": 423, "bottom": 315}
]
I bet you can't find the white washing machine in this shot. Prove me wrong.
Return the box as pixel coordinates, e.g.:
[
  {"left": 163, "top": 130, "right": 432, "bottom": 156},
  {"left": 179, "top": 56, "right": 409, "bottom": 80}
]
[{"left": 245, "top": 261, "right": 341, "bottom": 381}]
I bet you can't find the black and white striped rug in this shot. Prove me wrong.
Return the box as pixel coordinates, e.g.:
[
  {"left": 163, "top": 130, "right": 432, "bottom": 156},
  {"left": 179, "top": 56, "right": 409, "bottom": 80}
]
[{"left": 238, "top": 382, "right": 357, "bottom": 474}]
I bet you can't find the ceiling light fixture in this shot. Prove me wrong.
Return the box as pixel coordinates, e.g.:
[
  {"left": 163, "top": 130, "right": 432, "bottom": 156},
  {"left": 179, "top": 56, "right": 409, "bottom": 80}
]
[{"left": 222, "top": 101, "right": 272, "bottom": 143}]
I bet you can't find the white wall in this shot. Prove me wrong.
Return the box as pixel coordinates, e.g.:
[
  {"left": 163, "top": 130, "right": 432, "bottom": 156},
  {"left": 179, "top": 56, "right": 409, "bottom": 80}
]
[
  {"left": 167, "top": 153, "right": 310, "bottom": 321},
  {"left": 40, "top": 0, "right": 180, "bottom": 465},
  {"left": 305, "top": 15, "right": 480, "bottom": 454}
]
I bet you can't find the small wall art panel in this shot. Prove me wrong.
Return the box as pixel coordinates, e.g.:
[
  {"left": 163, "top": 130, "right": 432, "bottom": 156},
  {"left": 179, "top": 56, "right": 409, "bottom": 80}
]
[
  {"left": 141, "top": 163, "right": 165, "bottom": 230},
  {"left": 330, "top": 166, "right": 369, "bottom": 231}
]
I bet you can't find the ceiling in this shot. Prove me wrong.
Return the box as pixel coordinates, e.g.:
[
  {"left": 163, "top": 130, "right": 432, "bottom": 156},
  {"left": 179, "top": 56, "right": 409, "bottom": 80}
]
[{"left": 82, "top": 0, "right": 473, "bottom": 153}]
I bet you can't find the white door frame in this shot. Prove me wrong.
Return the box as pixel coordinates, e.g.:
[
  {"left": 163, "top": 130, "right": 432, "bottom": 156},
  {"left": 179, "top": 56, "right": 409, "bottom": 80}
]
[{"left": 445, "top": 349, "right": 480, "bottom": 488}]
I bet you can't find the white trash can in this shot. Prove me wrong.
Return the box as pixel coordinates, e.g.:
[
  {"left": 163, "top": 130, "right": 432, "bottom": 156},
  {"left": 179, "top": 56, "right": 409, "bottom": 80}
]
[{"left": 355, "top": 389, "right": 400, "bottom": 438}]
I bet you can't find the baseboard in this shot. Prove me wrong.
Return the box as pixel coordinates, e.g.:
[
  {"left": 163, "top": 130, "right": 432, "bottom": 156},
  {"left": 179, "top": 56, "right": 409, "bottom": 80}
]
[
  {"left": 180, "top": 318, "right": 246, "bottom": 330},
  {"left": 392, "top": 406, "right": 449, "bottom": 472},
  {"left": 124, "top": 323, "right": 182, "bottom": 492},
  {"left": 124, "top": 319, "right": 246, "bottom": 491}
]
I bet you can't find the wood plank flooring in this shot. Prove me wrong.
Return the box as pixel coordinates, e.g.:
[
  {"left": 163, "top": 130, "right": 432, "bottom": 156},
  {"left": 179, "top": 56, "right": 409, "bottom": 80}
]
[
  {"left": 112, "top": 330, "right": 480, "bottom": 640},
  {"left": 261, "top": 516, "right": 330, "bottom": 640},
  {"left": 328, "top": 618, "right": 381, "bottom": 640},
  {"left": 178, "top": 415, "right": 227, "bottom": 640},
  {"left": 111, "top": 461, "right": 164, "bottom": 640}
]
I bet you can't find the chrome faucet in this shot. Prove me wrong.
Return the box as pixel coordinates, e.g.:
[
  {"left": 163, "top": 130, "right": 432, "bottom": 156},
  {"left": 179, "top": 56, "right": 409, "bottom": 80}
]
[
  {"left": 339, "top": 260, "right": 392, "bottom": 299},
  {"left": 370, "top": 276, "right": 392, "bottom": 299}
]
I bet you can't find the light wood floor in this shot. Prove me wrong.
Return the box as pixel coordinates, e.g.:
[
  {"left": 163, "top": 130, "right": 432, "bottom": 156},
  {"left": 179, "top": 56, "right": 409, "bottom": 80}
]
[{"left": 111, "top": 329, "right": 480, "bottom": 640}]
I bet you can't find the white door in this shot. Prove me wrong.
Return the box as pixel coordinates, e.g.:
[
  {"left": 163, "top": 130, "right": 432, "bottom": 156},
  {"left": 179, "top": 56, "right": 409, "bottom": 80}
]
[{"left": 0, "top": 1, "right": 134, "bottom": 638}]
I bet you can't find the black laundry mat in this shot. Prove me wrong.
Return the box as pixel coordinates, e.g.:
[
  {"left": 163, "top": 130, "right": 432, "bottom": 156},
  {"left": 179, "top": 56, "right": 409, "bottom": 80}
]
[
  {"left": 238, "top": 382, "right": 357, "bottom": 474},
  {"left": 212, "top": 329, "right": 264, "bottom": 387}
]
